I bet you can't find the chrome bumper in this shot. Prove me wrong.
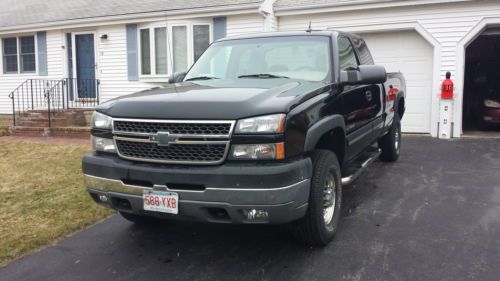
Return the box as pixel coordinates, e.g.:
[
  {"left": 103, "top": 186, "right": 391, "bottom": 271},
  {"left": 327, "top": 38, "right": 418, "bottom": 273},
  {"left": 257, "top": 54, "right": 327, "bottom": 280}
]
[
  {"left": 84, "top": 174, "right": 310, "bottom": 206},
  {"left": 84, "top": 174, "right": 311, "bottom": 224}
]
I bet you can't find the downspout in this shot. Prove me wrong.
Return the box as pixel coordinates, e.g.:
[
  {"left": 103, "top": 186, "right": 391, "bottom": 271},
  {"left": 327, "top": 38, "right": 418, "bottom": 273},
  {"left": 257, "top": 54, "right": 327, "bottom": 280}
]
[{"left": 259, "top": 0, "right": 277, "bottom": 32}]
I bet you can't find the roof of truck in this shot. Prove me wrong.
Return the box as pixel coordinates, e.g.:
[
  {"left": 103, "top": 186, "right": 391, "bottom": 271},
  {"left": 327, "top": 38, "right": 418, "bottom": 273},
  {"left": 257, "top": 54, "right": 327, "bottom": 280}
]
[{"left": 218, "top": 30, "right": 341, "bottom": 42}]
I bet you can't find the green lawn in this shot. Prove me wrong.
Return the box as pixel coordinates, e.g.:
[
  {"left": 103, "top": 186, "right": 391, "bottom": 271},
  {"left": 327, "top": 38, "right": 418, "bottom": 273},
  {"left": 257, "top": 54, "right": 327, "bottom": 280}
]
[{"left": 0, "top": 140, "right": 112, "bottom": 267}]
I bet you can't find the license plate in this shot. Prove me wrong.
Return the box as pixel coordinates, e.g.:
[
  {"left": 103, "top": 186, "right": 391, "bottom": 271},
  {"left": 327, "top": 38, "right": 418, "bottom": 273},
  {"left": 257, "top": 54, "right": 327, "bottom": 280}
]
[{"left": 143, "top": 190, "right": 178, "bottom": 214}]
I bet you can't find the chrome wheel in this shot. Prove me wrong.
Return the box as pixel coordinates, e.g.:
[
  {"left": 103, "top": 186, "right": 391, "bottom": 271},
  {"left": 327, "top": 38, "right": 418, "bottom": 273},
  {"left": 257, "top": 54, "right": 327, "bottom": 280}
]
[{"left": 323, "top": 169, "right": 336, "bottom": 225}]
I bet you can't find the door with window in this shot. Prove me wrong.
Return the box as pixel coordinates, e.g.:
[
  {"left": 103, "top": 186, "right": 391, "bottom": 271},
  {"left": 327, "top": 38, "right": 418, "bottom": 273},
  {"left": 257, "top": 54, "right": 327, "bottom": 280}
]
[
  {"left": 338, "top": 36, "right": 377, "bottom": 159},
  {"left": 74, "top": 33, "right": 96, "bottom": 99}
]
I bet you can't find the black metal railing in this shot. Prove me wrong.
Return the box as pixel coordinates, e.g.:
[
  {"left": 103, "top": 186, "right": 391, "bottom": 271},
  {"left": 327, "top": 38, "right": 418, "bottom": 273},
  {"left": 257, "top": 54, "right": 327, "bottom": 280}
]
[{"left": 8, "top": 78, "right": 100, "bottom": 127}]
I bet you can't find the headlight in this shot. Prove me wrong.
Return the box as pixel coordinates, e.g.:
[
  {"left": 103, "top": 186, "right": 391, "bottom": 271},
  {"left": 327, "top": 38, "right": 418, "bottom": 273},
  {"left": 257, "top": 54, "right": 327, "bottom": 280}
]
[
  {"left": 230, "top": 143, "right": 284, "bottom": 160},
  {"left": 92, "top": 111, "right": 112, "bottom": 129},
  {"left": 484, "top": 99, "right": 500, "bottom": 108},
  {"left": 91, "top": 136, "right": 116, "bottom": 153},
  {"left": 235, "top": 114, "right": 285, "bottom": 134}
]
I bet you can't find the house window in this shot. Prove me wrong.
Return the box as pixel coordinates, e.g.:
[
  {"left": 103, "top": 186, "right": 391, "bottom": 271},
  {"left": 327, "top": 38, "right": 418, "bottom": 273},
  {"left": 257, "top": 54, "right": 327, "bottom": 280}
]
[
  {"left": 2, "top": 38, "right": 18, "bottom": 73},
  {"left": 20, "top": 36, "right": 36, "bottom": 73},
  {"left": 2, "top": 35, "right": 37, "bottom": 74},
  {"left": 140, "top": 29, "right": 151, "bottom": 75},
  {"left": 172, "top": 26, "right": 188, "bottom": 73},
  {"left": 193, "top": 25, "right": 210, "bottom": 62},
  {"left": 140, "top": 26, "right": 168, "bottom": 76},
  {"left": 137, "top": 22, "right": 212, "bottom": 77},
  {"left": 155, "top": 27, "right": 167, "bottom": 75}
]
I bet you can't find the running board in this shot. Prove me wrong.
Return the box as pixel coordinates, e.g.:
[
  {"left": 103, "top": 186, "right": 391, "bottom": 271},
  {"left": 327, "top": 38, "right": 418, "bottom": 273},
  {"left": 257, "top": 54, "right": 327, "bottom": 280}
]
[{"left": 341, "top": 148, "right": 381, "bottom": 185}]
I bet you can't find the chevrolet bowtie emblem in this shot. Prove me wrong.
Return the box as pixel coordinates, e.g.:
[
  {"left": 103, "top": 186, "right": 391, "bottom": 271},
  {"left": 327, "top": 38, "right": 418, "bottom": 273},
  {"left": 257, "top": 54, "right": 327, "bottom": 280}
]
[{"left": 149, "top": 132, "right": 178, "bottom": 146}]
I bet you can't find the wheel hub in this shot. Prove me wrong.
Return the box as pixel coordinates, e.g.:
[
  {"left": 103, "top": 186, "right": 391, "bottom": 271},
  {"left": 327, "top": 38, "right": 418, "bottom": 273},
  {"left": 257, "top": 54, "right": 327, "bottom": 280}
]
[{"left": 323, "top": 171, "right": 336, "bottom": 225}]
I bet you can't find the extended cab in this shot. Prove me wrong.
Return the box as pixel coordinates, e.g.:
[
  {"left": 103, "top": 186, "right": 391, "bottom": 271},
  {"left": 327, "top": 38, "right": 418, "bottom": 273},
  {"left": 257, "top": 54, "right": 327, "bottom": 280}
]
[{"left": 83, "top": 31, "right": 406, "bottom": 246}]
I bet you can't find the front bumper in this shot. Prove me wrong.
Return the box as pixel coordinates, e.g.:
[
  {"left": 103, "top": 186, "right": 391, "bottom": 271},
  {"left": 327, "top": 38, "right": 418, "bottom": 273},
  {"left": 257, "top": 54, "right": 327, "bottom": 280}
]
[{"left": 83, "top": 153, "right": 312, "bottom": 224}]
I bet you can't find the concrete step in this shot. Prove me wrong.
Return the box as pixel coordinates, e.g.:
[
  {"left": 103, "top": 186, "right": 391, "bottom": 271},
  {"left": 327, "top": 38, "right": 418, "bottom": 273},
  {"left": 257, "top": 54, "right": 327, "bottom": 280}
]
[{"left": 16, "top": 117, "right": 73, "bottom": 127}]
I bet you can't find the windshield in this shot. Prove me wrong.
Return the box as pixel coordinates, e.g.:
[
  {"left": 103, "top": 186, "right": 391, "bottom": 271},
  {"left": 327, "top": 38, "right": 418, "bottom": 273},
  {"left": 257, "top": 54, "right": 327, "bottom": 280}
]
[{"left": 184, "top": 36, "right": 331, "bottom": 82}]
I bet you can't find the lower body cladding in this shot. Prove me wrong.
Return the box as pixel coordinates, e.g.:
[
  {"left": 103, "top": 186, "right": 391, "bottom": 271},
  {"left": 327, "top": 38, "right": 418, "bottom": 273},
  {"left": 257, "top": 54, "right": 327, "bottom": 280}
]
[{"left": 82, "top": 153, "right": 312, "bottom": 224}]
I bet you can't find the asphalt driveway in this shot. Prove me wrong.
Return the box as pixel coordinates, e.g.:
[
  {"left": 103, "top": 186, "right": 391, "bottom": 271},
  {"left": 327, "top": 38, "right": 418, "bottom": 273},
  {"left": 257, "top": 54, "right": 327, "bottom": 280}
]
[{"left": 1, "top": 136, "right": 499, "bottom": 281}]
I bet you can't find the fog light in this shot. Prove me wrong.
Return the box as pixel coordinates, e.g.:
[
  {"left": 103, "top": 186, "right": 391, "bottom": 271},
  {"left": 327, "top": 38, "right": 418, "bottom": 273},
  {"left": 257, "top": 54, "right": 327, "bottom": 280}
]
[
  {"left": 91, "top": 136, "right": 116, "bottom": 153},
  {"left": 243, "top": 209, "right": 269, "bottom": 221},
  {"left": 99, "top": 194, "right": 108, "bottom": 202}
]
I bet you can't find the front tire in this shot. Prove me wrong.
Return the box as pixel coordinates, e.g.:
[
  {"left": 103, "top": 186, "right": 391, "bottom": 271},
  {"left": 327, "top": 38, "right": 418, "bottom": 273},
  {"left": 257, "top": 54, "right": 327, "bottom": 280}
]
[
  {"left": 379, "top": 113, "right": 401, "bottom": 162},
  {"left": 293, "top": 150, "right": 342, "bottom": 246}
]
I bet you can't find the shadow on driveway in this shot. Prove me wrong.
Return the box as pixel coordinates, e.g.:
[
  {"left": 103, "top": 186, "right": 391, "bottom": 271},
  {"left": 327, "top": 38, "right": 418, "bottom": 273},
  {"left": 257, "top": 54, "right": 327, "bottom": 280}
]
[{"left": 1, "top": 136, "right": 500, "bottom": 281}]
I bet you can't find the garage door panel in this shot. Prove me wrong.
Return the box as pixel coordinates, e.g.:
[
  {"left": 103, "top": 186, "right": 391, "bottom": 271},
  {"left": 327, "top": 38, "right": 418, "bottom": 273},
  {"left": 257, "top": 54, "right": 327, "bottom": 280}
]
[{"left": 360, "top": 31, "right": 433, "bottom": 133}]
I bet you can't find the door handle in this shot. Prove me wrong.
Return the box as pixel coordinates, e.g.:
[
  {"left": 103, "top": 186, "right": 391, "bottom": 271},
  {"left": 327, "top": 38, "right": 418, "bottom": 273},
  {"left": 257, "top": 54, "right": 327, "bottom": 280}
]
[{"left": 365, "top": 90, "right": 372, "bottom": 101}]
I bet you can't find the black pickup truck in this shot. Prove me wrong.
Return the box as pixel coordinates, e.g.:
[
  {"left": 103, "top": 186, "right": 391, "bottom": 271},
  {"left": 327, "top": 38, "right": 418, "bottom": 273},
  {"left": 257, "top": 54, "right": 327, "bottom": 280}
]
[{"left": 83, "top": 31, "right": 405, "bottom": 246}]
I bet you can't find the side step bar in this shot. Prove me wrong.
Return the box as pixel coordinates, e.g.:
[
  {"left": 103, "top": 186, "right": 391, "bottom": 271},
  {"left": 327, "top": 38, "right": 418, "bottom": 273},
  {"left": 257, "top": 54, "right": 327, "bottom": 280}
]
[{"left": 341, "top": 148, "right": 381, "bottom": 185}]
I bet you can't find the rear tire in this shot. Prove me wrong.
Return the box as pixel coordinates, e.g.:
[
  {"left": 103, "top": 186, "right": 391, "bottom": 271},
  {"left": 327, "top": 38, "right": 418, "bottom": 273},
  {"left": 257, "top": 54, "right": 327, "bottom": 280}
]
[
  {"left": 293, "top": 150, "right": 342, "bottom": 246},
  {"left": 379, "top": 113, "right": 401, "bottom": 162},
  {"left": 119, "top": 211, "right": 158, "bottom": 224}
]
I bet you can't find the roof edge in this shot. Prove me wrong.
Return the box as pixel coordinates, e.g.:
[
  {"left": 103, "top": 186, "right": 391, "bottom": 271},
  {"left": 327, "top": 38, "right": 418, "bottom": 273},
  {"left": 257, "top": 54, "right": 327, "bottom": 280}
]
[
  {"left": 274, "top": 0, "right": 473, "bottom": 15},
  {"left": 0, "top": 2, "right": 261, "bottom": 33}
]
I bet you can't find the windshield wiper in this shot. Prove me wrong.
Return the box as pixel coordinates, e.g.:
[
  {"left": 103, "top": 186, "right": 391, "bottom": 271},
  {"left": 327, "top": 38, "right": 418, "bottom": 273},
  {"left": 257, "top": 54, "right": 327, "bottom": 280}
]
[
  {"left": 185, "top": 76, "right": 219, "bottom": 81},
  {"left": 238, "top": 73, "right": 289, "bottom": 79}
]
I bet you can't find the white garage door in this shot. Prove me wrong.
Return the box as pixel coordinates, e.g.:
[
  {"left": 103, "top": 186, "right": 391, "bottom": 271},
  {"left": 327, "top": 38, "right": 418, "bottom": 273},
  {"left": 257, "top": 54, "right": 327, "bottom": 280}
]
[{"left": 359, "top": 31, "right": 434, "bottom": 133}]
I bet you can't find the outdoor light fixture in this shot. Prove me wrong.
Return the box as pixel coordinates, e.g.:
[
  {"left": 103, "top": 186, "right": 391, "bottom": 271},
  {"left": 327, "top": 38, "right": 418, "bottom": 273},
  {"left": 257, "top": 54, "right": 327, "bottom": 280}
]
[{"left": 100, "top": 34, "right": 108, "bottom": 40}]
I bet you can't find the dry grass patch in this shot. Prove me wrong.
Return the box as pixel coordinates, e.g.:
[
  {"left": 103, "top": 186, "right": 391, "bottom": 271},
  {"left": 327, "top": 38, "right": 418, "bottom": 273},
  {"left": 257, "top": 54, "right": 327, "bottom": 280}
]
[{"left": 0, "top": 140, "right": 112, "bottom": 266}]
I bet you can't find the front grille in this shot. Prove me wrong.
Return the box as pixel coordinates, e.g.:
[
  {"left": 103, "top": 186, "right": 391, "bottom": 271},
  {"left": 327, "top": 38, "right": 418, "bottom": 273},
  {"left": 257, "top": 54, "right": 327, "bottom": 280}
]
[
  {"left": 114, "top": 120, "right": 232, "bottom": 135},
  {"left": 112, "top": 119, "right": 234, "bottom": 165},
  {"left": 116, "top": 140, "right": 227, "bottom": 163}
]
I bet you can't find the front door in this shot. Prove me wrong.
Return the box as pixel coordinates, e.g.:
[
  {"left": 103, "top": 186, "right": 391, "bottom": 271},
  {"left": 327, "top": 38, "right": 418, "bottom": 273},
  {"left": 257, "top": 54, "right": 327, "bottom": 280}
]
[{"left": 74, "top": 34, "right": 96, "bottom": 99}]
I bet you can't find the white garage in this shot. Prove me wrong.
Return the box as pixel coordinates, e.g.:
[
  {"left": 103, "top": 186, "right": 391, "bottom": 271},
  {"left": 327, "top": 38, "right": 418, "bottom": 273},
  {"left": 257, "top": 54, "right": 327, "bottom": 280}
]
[{"left": 359, "top": 31, "right": 434, "bottom": 133}]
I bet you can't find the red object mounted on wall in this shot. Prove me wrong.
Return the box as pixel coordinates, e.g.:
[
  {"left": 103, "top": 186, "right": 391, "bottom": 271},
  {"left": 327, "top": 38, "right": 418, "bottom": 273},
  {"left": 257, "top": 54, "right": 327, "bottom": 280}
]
[{"left": 441, "top": 72, "right": 454, "bottom": 99}]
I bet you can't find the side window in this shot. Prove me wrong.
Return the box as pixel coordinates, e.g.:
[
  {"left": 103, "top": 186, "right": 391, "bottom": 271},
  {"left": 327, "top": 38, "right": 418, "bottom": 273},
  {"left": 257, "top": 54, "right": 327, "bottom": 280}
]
[
  {"left": 351, "top": 36, "right": 374, "bottom": 65},
  {"left": 338, "top": 36, "right": 359, "bottom": 71}
]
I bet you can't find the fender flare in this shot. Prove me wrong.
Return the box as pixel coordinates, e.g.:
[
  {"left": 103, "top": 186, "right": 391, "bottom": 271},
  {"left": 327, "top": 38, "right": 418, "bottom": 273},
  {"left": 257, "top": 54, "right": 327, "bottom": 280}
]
[
  {"left": 303, "top": 115, "right": 345, "bottom": 152},
  {"left": 394, "top": 91, "right": 406, "bottom": 117}
]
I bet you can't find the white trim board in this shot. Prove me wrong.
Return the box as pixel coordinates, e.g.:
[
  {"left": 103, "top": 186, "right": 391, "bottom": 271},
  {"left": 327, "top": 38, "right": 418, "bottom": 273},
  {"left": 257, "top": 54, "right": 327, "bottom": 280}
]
[{"left": 454, "top": 17, "right": 500, "bottom": 137}]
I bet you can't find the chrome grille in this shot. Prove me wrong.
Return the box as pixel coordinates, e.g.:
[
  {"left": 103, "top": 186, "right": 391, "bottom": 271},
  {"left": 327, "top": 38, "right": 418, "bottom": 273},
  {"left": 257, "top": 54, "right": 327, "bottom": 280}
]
[
  {"left": 113, "top": 120, "right": 232, "bottom": 135},
  {"left": 115, "top": 140, "right": 228, "bottom": 163},
  {"left": 113, "top": 119, "right": 234, "bottom": 165}
]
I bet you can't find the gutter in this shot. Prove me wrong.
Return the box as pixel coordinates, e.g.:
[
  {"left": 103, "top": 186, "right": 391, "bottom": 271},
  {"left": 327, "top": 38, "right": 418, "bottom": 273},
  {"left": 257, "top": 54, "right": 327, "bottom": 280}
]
[
  {"left": 258, "top": 0, "right": 277, "bottom": 32},
  {"left": 274, "top": 0, "right": 474, "bottom": 16}
]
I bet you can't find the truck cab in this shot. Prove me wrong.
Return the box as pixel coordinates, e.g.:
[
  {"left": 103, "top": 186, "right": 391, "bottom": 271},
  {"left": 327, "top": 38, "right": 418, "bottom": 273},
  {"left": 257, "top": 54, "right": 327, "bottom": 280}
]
[{"left": 83, "top": 31, "right": 405, "bottom": 246}]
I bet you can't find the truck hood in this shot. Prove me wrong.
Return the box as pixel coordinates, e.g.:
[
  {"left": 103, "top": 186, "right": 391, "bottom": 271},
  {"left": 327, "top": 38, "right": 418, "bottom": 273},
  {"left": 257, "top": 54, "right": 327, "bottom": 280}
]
[{"left": 97, "top": 79, "right": 330, "bottom": 120}]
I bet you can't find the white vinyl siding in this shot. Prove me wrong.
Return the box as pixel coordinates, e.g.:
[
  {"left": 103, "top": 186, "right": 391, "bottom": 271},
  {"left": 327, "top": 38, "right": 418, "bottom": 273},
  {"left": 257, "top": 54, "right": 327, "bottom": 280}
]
[
  {"left": 226, "top": 14, "right": 265, "bottom": 36},
  {"left": 96, "top": 24, "right": 160, "bottom": 102},
  {"left": 0, "top": 30, "right": 63, "bottom": 114}
]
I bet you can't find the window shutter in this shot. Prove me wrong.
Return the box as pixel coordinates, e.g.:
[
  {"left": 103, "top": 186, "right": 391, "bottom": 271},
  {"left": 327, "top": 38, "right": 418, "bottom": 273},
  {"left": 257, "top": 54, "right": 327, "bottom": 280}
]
[
  {"left": 126, "top": 24, "right": 139, "bottom": 81},
  {"left": 213, "top": 17, "right": 227, "bottom": 41},
  {"left": 37, "top": 31, "right": 48, "bottom": 76}
]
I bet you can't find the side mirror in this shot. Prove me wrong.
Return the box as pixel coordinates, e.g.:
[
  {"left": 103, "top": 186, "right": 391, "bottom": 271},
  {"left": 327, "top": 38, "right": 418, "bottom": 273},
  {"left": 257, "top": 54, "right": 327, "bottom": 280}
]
[
  {"left": 340, "top": 65, "right": 387, "bottom": 85},
  {"left": 168, "top": 72, "right": 186, "bottom": 84}
]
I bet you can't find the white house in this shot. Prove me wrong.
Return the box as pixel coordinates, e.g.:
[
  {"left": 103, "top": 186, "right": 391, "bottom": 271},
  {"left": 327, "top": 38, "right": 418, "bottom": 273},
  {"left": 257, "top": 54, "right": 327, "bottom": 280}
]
[{"left": 1, "top": 0, "right": 500, "bottom": 138}]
